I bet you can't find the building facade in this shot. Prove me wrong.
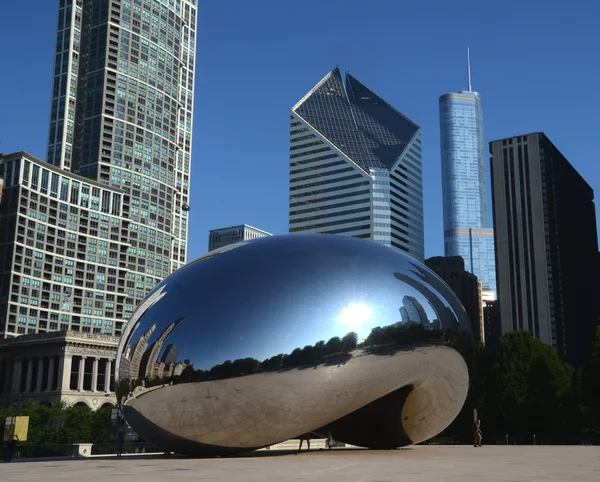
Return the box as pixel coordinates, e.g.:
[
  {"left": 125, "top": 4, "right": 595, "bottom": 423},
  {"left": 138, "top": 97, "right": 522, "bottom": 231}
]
[
  {"left": 482, "top": 299, "right": 501, "bottom": 348},
  {"left": 0, "top": 152, "right": 132, "bottom": 338},
  {"left": 208, "top": 224, "right": 271, "bottom": 252},
  {"left": 425, "top": 256, "right": 484, "bottom": 343},
  {"left": 46, "top": 0, "right": 198, "bottom": 314},
  {"left": 490, "top": 133, "right": 599, "bottom": 366},
  {"left": 439, "top": 61, "right": 496, "bottom": 298},
  {"left": 289, "top": 67, "right": 424, "bottom": 261},
  {"left": 0, "top": 330, "right": 118, "bottom": 409}
]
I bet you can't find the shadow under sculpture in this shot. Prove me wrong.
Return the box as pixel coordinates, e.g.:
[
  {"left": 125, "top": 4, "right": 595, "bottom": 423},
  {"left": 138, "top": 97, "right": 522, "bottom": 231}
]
[{"left": 115, "top": 234, "right": 473, "bottom": 456}]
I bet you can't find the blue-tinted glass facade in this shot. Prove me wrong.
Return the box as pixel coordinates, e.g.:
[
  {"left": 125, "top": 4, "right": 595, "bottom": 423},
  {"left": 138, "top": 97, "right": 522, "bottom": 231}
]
[
  {"left": 439, "top": 91, "right": 496, "bottom": 297},
  {"left": 445, "top": 228, "right": 496, "bottom": 299},
  {"left": 440, "top": 92, "right": 486, "bottom": 230}
]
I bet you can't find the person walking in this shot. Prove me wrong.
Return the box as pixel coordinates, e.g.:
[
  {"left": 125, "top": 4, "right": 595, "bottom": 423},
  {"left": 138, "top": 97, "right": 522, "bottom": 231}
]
[
  {"left": 298, "top": 432, "right": 311, "bottom": 451},
  {"left": 4, "top": 435, "right": 18, "bottom": 463},
  {"left": 473, "top": 418, "right": 483, "bottom": 447},
  {"left": 116, "top": 425, "right": 125, "bottom": 457},
  {"left": 326, "top": 431, "right": 335, "bottom": 450}
]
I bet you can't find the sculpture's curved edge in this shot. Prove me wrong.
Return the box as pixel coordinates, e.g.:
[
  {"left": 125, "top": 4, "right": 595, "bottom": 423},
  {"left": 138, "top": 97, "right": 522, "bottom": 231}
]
[{"left": 122, "top": 345, "right": 469, "bottom": 455}]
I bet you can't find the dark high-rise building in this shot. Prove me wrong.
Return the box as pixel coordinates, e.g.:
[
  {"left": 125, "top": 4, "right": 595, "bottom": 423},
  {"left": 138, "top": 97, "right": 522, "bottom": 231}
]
[
  {"left": 482, "top": 300, "right": 501, "bottom": 348},
  {"left": 425, "top": 256, "right": 483, "bottom": 343},
  {"left": 490, "top": 132, "right": 598, "bottom": 366}
]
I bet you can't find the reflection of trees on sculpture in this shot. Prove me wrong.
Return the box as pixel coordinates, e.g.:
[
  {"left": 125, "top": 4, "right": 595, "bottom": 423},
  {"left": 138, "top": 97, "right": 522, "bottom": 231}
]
[
  {"left": 122, "top": 265, "right": 470, "bottom": 390},
  {"left": 126, "top": 320, "right": 465, "bottom": 390}
]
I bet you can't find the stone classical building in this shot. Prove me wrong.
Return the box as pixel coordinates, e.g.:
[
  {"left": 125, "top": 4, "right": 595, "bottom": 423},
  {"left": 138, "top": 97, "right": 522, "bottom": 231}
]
[{"left": 0, "top": 331, "right": 117, "bottom": 409}]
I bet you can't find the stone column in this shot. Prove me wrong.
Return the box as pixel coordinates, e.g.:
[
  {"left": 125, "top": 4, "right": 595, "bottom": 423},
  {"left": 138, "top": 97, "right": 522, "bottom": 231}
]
[
  {"left": 104, "top": 359, "right": 112, "bottom": 392},
  {"left": 11, "top": 359, "right": 23, "bottom": 394},
  {"left": 47, "top": 357, "right": 56, "bottom": 392},
  {"left": 78, "top": 356, "right": 86, "bottom": 391},
  {"left": 25, "top": 359, "right": 34, "bottom": 393},
  {"left": 91, "top": 358, "right": 99, "bottom": 392},
  {"left": 58, "top": 353, "right": 73, "bottom": 392},
  {"left": 36, "top": 358, "right": 45, "bottom": 392}
]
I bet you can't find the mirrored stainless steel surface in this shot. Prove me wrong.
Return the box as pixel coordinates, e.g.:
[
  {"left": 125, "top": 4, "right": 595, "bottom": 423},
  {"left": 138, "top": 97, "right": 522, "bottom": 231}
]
[{"left": 116, "top": 234, "right": 473, "bottom": 455}]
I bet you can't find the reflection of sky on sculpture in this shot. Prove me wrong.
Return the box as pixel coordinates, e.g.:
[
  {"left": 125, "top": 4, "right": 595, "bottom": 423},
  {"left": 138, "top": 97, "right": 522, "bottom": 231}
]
[{"left": 123, "top": 235, "right": 465, "bottom": 371}]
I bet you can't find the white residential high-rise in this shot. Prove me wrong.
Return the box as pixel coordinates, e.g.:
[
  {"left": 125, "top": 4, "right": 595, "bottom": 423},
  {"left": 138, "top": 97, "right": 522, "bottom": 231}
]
[
  {"left": 46, "top": 0, "right": 197, "bottom": 306},
  {"left": 289, "top": 67, "right": 424, "bottom": 261}
]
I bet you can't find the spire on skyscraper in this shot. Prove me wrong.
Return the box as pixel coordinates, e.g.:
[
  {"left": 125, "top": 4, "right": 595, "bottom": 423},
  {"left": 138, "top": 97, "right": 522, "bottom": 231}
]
[{"left": 467, "top": 47, "right": 472, "bottom": 92}]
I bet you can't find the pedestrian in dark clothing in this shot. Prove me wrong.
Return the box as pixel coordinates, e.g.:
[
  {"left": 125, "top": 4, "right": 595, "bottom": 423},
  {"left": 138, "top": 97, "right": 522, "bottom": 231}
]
[
  {"left": 298, "top": 432, "right": 311, "bottom": 451},
  {"left": 4, "top": 435, "right": 18, "bottom": 462},
  {"left": 116, "top": 426, "right": 125, "bottom": 457}
]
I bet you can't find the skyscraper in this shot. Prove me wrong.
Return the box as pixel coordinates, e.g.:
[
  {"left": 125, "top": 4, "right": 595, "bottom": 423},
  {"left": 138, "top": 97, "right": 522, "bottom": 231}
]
[
  {"left": 490, "top": 132, "right": 598, "bottom": 366},
  {"left": 0, "top": 152, "right": 131, "bottom": 337},
  {"left": 208, "top": 224, "right": 271, "bottom": 252},
  {"left": 425, "top": 256, "right": 484, "bottom": 343},
  {"left": 289, "top": 67, "right": 424, "bottom": 261},
  {"left": 46, "top": 0, "right": 197, "bottom": 313},
  {"left": 439, "top": 50, "right": 496, "bottom": 298}
]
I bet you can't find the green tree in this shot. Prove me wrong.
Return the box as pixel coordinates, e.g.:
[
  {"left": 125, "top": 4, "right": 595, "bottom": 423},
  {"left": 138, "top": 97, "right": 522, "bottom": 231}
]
[
  {"left": 580, "top": 324, "right": 600, "bottom": 437},
  {"left": 486, "top": 331, "right": 574, "bottom": 442}
]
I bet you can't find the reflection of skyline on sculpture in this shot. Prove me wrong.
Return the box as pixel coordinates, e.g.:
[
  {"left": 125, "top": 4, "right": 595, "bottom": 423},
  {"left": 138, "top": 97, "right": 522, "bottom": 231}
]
[
  {"left": 116, "top": 234, "right": 472, "bottom": 456},
  {"left": 122, "top": 275, "right": 450, "bottom": 373},
  {"left": 400, "top": 296, "right": 429, "bottom": 325},
  {"left": 118, "top": 235, "right": 470, "bottom": 376}
]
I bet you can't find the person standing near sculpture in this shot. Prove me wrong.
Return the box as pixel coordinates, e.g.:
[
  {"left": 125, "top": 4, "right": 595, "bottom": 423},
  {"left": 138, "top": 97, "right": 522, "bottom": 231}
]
[
  {"left": 3, "top": 435, "right": 18, "bottom": 462},
  {"left": 298, "top": 432, "right": 311, "bottom": 451},
  {"left": 116, "top": 425, "right": 125, "bottom": 457},
  {"left": 473, "top": 418, "right": 483, "bottom": 447}
]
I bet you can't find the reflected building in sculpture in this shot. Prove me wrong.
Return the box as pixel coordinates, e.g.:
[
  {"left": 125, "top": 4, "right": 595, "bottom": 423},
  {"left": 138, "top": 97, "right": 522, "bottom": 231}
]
[
  {"left": 289, "top": 67, "right": 425, "bottom": 261},
  {"left": 400, "top": 296, "right": 429, "bottom": 325},
  {"left": 160, "top": 343, "right": 179, "bottom": 365},
  {"left": 116, "top": 234, "right": 472, "bottom": 456}
]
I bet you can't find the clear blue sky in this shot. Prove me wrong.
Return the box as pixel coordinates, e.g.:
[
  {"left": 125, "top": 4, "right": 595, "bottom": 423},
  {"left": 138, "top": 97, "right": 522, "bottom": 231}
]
[{"left": 1, "top": 0, "right": 599, "bottom": 261}]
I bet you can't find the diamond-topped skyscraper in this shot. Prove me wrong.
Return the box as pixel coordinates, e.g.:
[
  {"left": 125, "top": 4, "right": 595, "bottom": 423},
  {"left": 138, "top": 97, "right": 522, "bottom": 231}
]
[
  {"left": 289, "top": 67, "right": 424, "bottom": 261},
  {"left": 439, "top": 50, "right": 496, "bottom": 299},
  {"left": 46, "top": 0, "right": 197, "bottom": 310}
]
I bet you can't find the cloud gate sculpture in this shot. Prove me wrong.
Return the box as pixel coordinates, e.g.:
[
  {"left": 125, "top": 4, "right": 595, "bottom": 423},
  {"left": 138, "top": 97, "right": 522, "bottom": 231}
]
[{"left": 116, "top": 234, "right": 473, "bottom": 456}]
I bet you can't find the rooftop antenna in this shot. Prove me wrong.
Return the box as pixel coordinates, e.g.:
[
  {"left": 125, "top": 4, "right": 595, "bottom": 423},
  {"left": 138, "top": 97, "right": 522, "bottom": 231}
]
[{"left": 467, "top": 47, "right": 472, "bottom": 92}]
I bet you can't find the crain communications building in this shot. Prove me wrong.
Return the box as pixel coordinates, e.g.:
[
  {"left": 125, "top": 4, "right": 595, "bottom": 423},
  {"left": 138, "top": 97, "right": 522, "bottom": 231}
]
[{"left": 289, "top": 67, "right": 424, "bottom": 261}]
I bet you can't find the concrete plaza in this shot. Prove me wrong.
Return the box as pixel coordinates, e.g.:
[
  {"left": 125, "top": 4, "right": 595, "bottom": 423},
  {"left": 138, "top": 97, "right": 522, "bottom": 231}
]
[{"left": 4, "top": 445, "right": 600, "bottom": 481}]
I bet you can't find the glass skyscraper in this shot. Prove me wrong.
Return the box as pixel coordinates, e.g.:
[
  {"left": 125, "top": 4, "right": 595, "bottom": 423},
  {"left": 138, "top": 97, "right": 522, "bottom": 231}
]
[
  {"left": 46, "top": 0, "right": 197, "bottom": 314},
  {"left": 439, "top": 58, "right": 496, "bottom": 298},
  {"left": 289, "top": 67, "right": 424, "bottom": 261}
]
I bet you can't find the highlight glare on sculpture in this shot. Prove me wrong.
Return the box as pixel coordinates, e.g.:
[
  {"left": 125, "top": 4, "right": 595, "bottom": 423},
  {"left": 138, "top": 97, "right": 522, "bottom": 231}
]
[{"left": 115, "top": 234, "right": 473, "bottom": 456}]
